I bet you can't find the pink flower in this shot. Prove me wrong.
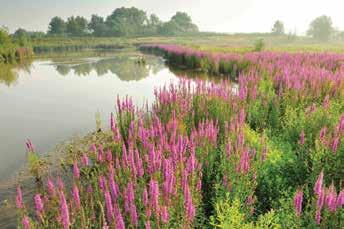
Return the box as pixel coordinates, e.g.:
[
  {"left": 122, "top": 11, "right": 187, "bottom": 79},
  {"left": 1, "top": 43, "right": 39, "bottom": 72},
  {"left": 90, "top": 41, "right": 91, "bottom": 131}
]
[
  {"left": 22, "top": 216, "right": 30, "bottom": 229},
  {"left": 59, "top": 191, "right": 70, "bottom": 229},
  {"left": 57, "top": 176, "right": 65, "bottom": 191},
  {"left": 82, "top": 153, "right": 89, "bottom": 166},
  {"left": 149, "top": 179, "right": 160, "bottom": 213},
  {"left": 314, "top": 170, "right": 323, "bottom": 196},
  {"left": 337, "top": 189, "right": 344, "bottom": 208},
  {"left": 46, "top": 177, "right": 55, "bottom": 196},
  {"left": 106, "top": 149, "right": 113, "bottom": 162},
  {"left": 16, "top": 186, "right": 24, "bottom": 209},
  {"left": 104, "top": 191, "right": 114, "bottom": 223},
  {"left": 331, "top": 137, "right": 340, "bottom": 153},
  {"left": 72, "top": 185, "right": 81, "bottom": 209},
  {"left": 145, "top": 221, "right": 151, "bottom": 229},
  {"left": 294, "top": 189, "right": 303, "bottom": 217},
  {"left": 315, "top": 209, "right": 321, "bottom": 225},
  {"left": 109, "top": 174, "right": 119, "bottom": 201},
  {"left": 299, "top": 131, "right": 305, "bottom": 145},
  {"left": 73, "top": 161, "right": 80, "bottom": 179},
  {"left": 184, "top": 184, "right": 195, "bottom": 222},
  {"left": 25, "top": 139, "right": 35, "bottom": 152},
  {"left": 34, "top": 194, "right": 44, "bottom": 214},
  {"left": 161, "top": 206, "right": 169, "bottom": 223},
  {"left": 325, "top": 183, "right": 337, "bottom": 212},
  {"left": 114, "top": 204, "right": 125, "bottom": 229}
]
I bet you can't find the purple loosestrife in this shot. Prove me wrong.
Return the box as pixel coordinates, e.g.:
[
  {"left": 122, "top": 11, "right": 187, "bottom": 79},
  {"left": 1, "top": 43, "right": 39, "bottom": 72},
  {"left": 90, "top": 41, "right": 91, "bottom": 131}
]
[
  {"left": 145, "top": 221, "right": 151, "bottom": 229},
  {"left": 135, "top": 149, "right": 144, "bottom": 177},
  {"left": 82, "top": 153, "right": 89, "bottom": 167},
  {"left": 337, "top": 189, "right": 344, "bottom": 208},
  {"left": 299, "top": 131, "right": 305, "bottom": 145},
  {"left": 22, "top": 216, "right": 30, "bottom": 229},
  {"left": 16, "top": 186, "right": 24, "bottom": 209},
  {"left": 124, "top": 182, "right": 135, "bottom": 212},
  {"left": 98, "top": 176, "right": 106, "bottom": 192},
  {"left": 106, "top": 149, "right": 112, "bottom": 162},
  {"left": 25, "top": 139, "right": 35, "bottom": 152},
  {"left": 314, "top": 170, "right": 323, "bottom": 195},
  {"left": 236, "top": 148, "right": 250, "bottom": 175},
  {"left": 184, "top": 183, "right": 195, "bottom": 222},
  {"left": 129, "top": 202, "right": 138, "bottom": 226},
  {"left": 161, "top": 206, "right": 169, "bottom": 224},
  {"left": 46, "top": 177, "right": 55, "bottom": 196},
  {"left": 104, "top": 191, "right": 114, "bottom": 223},
  {"left": 143, "top": 187, "right": 149, "bottom": 206},
  {"left": 315, "top": 209, "right": 321, "bottom": 225},
  {"left": 149, "top": 179, "right": 160, "bottom": 214},
  {"left": 114, "top": 204, "right": 125, "bottom": 229},
  {"left": 72, "top": 184, "right": 81, "bottom": 209},
  {"left": 109, "top": 174, "right": 119, "bottom": 201},
  {"left": 34, "top": 194, "right": 44, "bottom": 219},
  {"left": 325, "top": 183, "right": 337, "bottom": 212},
  {"left": 57, "top": 176, "right": 65, "bottom": 191},
  {"left": 226, "top": 140, "right": 231, "bottom": 160},
  {"left": 331, "top": 137, "right": 339, "bottom": 153},
  {"left": 98, "top": 144, "right": 104, "bottom": 163},
  {"left": 294, "top": 189, "right": 303, "bottom": 217},
  {"left": 316, "top": 188, "right": 325, "bottom": 210},
  {"left": 59, "top": 191, "right": 70, "bottom": 229},
  {"left": 73, "top": 161, "right": 80, "bottom": 179}
]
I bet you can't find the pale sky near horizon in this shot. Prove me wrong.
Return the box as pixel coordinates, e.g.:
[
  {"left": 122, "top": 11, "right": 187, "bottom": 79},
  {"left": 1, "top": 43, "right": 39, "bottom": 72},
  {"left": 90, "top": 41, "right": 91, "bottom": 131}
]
[{"left": 0, "top": 0, "right": 343, "bottom": 34}]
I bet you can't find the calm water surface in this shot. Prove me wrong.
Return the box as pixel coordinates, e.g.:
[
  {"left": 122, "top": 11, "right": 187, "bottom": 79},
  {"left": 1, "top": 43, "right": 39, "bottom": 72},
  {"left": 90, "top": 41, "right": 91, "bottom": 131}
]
[{"left": 0, "top": 52, "right": 179, "bottom": 183}]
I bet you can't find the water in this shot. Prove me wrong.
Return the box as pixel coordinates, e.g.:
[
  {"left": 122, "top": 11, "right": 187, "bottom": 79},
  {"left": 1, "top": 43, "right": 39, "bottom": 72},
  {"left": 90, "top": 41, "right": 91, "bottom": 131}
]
[{"left": 0, "top": 52, "right": 180, "bottom": 184}]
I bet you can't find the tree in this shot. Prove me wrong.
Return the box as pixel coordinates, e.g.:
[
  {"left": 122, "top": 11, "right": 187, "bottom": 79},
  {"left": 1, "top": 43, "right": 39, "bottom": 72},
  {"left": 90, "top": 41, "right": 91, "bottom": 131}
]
[
  {"left": 307, "top": 15, "right": 333, "bottom": 41},
  {"left": 48, "top": 17, "right": 66, "bottom": 35},
  {"left": 159, "top": 12, "right": 198, "bottom": 35},
  {"left": 13, "top": 28, "right": 29, "bottom": 47},
  {"left": 66, "top": 16, "right": 88, "bottom": 36},
  {"left": 88, "top": 15, "right": 108, "bottom": 37},
  {"left": 144, "top": 14, "right": 162, "bottom": 35},
  {"left": 106, "top": 7, "right": 147, "bottom": 36},
  {"left": 0, "top": 27, "right": 11, "bottom": 45},
  {"left": 271, "top": 20, "right": 284, "bottom": 35}
]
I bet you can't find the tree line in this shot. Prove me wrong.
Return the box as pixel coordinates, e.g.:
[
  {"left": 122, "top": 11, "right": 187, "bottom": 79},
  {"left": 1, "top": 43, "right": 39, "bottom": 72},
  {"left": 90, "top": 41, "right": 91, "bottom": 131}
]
[
  {"left": 47, "top": 7, "right": 198, "bottom": 37},
  {"left": 271, "top": 15, "right": 344, "bottom": 41}
]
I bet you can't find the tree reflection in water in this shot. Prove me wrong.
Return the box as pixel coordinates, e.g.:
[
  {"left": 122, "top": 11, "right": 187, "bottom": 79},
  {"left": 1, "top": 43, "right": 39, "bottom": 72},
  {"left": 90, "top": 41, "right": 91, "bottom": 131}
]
[
  {"left": 0, "top": 60, "right": 33, "bottom": 86},
  {"left": 53, "top": 54, "right": 165, "bottom": 81}
]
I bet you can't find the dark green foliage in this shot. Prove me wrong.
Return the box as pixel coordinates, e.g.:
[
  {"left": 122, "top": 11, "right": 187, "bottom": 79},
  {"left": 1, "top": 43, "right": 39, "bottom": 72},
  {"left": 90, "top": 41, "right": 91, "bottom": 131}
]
[
  {"left": 48, "top": 16, "right": 66, "bottom": 35},
  {"left": 106, "top": 7, "right": 147, "bottom": 37},
  {"left": 66, "top": 16, "right": 88, "bottom": 36},
  {"left": 88, "top": 15, "right": 108, "bottom": 37}
]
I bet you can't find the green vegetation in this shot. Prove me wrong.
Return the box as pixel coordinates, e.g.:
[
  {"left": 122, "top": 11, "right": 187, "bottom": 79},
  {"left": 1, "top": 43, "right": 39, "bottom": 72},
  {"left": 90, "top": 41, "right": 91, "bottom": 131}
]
[
  {"left": 46, "top": 7, "right": 198, "bottom": 38},
  {"left": 0, "top": 27, "right": 33, "bottom": 63}
]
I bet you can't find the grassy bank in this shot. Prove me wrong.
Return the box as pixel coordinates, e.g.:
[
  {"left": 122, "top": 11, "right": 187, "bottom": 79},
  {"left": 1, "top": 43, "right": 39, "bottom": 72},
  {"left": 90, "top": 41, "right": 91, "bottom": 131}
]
[{"left": 30, "top": 34, "right": 344, "bottom": 56}]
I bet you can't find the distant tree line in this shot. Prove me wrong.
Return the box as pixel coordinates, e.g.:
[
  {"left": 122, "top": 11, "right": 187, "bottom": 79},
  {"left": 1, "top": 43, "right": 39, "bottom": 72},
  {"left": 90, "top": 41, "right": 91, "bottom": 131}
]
[
  {"left": 271, "top": 15, "right": 344, "bottom": 41},
  {"left": 7, "top": 9, "right": 344, "bottom": 42},
  {"left": 46, "top": 7, "right": 198, "bottom": 37}
]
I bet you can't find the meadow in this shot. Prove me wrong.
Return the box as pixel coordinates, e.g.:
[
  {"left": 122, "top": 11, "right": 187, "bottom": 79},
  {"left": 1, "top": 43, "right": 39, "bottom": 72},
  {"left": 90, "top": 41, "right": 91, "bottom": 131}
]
[{"left": 14, "top": 42, "right": 344, "bottom": 228}]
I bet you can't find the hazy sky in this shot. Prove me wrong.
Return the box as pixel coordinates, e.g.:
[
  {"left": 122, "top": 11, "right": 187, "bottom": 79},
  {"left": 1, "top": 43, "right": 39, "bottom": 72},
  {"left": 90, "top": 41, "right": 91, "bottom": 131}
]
[{"left": 0, "top": 0, "right": 343, "bottom": 34}]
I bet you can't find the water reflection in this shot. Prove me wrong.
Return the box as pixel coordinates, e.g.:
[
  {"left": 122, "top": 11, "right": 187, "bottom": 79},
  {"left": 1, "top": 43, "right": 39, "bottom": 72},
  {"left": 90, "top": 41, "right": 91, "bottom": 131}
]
[
  {"left": 0, "top": 60, "right": 33, "bottom": 86},
  {"left": 52, "top": 55, "right": 165, "bottom": 81}
]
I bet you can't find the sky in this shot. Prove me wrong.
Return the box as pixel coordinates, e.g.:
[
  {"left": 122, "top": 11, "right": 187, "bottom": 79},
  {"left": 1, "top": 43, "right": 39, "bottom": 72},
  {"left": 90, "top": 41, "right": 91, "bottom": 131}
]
[{"left": 0, "top": 0, "right": 343, "bottom": 34}]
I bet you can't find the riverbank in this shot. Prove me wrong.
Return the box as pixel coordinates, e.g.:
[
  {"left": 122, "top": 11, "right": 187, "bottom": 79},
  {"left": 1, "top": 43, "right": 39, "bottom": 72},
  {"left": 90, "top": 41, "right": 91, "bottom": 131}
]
[{"left": 13, "top": 48, "right": 344, "bottom": 228}]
